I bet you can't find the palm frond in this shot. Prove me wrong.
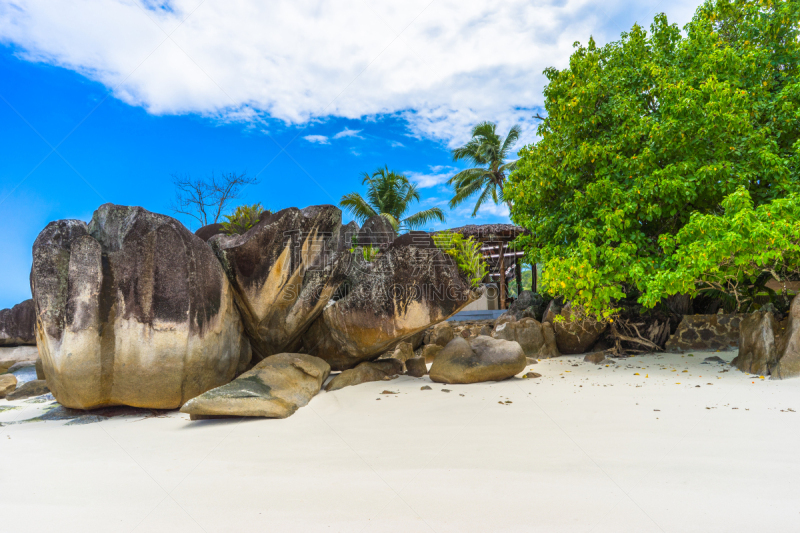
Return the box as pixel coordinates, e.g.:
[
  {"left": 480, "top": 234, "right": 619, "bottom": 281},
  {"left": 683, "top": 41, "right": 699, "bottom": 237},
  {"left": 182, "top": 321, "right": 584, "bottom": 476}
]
[
  {"left": 451, "top": 139, "right": 485, "bottom": 166},
  {"left": 339, "top": 192, "right": 377, "bottom": 223},
  {"left": 448, "top": 168, "right": 492, "bottom": 208},
  {"left": 499, "top": 124, "right": 521, "bottom": 160},
  {"left": 499, "top": 159, "right": 518, "bottom": 173},
  {"left": 449, "top": 171, "right": 489, "bottom": 209},
  {"left": 471, "top": 121, "right": 499, "bottom": 141},
  {"left": 380, "top": 212, "right": 400, "bottom": 232},
  {"left": 403, "top": 207, "right": 446, "bottom": 230},
  {"left": 447, "top": 167, "right": 490, "bottom": 188},
  {"left": 471, "top": 183, "right": 497, "bottom": 217}
]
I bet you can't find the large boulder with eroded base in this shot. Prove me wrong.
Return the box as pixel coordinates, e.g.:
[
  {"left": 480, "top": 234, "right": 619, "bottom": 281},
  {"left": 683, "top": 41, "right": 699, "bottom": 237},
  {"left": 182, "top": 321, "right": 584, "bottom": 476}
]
[
  {"left": 303, "top": 232, "right": 478, "bottom": 370},
  {"left": 733, "top": 297, "right": 800, "bottom": 379},
  {"left": 732, "top": 310, "right": 783, "bottom": 375},
  {"left": 209, "top": 205, "right": 349, "bottom": 360},
  {"left": 0, "top": 299, "right": 36, "bottom": 346},
  {"left": 30, "top": 205, "right": 249, "bottom": 410},
  {"left": 543, "top": 300, "right": 607, "bottom": 354}
]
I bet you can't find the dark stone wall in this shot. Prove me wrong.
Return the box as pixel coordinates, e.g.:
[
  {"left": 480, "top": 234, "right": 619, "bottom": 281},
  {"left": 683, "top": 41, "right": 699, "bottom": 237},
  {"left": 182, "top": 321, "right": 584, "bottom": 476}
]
[{"left": 665, "top": 314, "right": 745, "bottom": 352}]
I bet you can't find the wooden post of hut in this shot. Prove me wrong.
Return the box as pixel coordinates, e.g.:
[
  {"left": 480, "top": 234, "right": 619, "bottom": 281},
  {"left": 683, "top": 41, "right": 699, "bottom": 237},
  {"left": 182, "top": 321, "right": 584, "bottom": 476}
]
[
  {"left": 515, "top": 256, "right": 522, "bottom": 296},
  {"left": 531, "top": 263, "right": 537, "bottom": 293}
]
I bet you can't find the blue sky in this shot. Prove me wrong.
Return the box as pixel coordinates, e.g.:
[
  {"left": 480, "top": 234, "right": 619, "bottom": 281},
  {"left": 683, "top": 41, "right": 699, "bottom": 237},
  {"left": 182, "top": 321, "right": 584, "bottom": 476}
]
[{"left": 0, "top": 0, "right": 701, "bottom": 308}]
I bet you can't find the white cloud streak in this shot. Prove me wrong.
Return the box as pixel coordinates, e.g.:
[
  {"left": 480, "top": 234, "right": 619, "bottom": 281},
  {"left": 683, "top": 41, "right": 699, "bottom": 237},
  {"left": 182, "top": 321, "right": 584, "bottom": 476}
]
[
  {"left": 303, "top": 134, "right": 329, "bottom": 144},
  {"left": 332, "top": 128, "right": 363, "bottom": 139},
  {"left": 0, "top": 0, "right": 701, "bottom": 146},
  {"left": 406, "top": 165, "right": 458, "bottom": 188}
]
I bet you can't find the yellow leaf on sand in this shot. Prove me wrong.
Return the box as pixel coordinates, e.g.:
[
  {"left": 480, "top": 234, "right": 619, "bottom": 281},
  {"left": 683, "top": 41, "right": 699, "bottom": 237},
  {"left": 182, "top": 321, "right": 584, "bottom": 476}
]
[{"left": 634, "top": 373, "right": 639, "bottom": 376}]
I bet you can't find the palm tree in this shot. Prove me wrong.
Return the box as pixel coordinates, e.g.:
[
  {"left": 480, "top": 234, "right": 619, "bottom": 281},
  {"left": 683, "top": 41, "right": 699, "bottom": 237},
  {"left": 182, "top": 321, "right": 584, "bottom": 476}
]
[
  {"left": 340, "top": 166, "right": 446, "bottom": 231},
  {"left": 448, "top": 122, "right": 521, "bottom": 216}
]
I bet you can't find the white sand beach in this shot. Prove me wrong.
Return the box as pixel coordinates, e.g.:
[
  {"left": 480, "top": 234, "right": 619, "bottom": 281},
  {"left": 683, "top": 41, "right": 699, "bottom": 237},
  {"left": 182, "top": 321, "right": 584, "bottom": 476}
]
[{"left": 2, "top": 350, "right": 800, "bottom": 533}]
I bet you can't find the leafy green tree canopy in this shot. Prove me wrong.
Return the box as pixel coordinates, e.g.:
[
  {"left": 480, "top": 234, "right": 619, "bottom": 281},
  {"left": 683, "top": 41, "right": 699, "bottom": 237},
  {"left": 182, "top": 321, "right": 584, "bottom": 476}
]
[
  {"left": 506, "top": 0, "right": 800, "bottom": 318},
  {"left": 340, "top": 166, "right": 445, "bottom": 232},
  {"left": 642, "top": 187, "right": 800, "bottom": 312}
]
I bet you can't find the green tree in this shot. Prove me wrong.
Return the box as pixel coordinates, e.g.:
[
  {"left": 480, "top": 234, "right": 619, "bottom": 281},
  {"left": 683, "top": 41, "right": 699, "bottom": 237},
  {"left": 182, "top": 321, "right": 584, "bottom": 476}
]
[
  {"left": 642, "top": 188, "right": 800, "bottom": 312},
  {"left": 339, "top": 166, "right": 445, "bottom": 231},
  {"left": 506, "top": 0, "right": 800, "bottom": 318},
  {"left": 448, "top": 122, "right": 521, "bottom": 216}
]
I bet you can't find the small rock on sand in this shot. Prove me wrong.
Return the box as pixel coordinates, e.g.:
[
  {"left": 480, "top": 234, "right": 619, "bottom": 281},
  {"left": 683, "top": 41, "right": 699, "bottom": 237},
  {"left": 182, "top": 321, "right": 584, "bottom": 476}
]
[
  {"left": 0, "top": 373, "right": 17, "bottom": 398},
  {"left": 422, "top": 344, "right": 443, "bottom": 364},
  {"left": 430, "top": 322, "right": 455, "bottom": 347},
  {"left": 525, "top": 372, "right": 542, "bottom": 379},
  {"left": 326, "top": 359, "right": 404, "bottom": 392},
  {"left": 584, "top": 352, "right": 615, "bottom": 365},
  {"left": 6, "top": 361, "right": 35, "bottom": 373},
  {"left": 405, "top": 357, "right": 427, "bottom": 377},
  {"left": 6, "top": 379, "right": 49, "bottom": 401}
]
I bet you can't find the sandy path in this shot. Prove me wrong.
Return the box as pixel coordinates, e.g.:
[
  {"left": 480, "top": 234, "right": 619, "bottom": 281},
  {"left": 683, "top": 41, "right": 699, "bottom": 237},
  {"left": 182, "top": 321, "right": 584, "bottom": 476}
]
[{"left": 2, "top": 350, "right": 799, "bottom": 532}]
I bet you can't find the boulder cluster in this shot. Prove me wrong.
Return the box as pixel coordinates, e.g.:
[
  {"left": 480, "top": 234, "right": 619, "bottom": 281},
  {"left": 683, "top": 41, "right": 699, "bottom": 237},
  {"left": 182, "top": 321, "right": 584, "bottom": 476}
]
[{"left": 22, "top": 203, "right": 485, "bottom": 417}]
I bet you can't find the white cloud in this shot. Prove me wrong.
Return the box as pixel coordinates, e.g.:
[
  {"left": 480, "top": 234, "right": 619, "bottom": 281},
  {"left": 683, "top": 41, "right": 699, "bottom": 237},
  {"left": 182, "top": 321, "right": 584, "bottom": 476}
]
[
  {"left": 0, "top": 0, "right": 701, "bottom": 146},
  {"left": 389, "top": 140, "right": 404, "bottom": 148},
  {"left": 447, "top": 202, "right": 511, "bottom": 226},
  {"left": 476, "top": 203, "right": 511, "bottom": 218},
  {"left": 406, "top": 165, "right": 458, "bottom": 188},
  {"left": 303, "top": 134, "right": 329, "bottom": 144},
  {"left": 332, "top": 128, "right": 363, "bottom": 139}
]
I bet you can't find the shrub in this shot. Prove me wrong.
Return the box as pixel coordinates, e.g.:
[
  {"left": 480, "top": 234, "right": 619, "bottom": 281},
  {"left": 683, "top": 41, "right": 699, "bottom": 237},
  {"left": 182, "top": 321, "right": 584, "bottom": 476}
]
[
  {"left": 221, "top": 203, "right": 266, "bottom": 236},
  {"left": 434, "top": 231, "right": 488, "bottom": 288},
  {"left": 361, "top": 245, "right": 379, "bottom": 262}
]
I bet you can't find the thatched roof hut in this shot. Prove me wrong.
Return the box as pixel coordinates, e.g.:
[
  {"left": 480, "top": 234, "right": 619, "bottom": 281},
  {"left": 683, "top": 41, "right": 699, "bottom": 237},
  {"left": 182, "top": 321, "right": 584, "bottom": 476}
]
[
  {"left": 434, "top": 224, "right": 528, "bottom": 241},
  {"left": 432, "top": 224, "right": 533, "bottom": 309}
]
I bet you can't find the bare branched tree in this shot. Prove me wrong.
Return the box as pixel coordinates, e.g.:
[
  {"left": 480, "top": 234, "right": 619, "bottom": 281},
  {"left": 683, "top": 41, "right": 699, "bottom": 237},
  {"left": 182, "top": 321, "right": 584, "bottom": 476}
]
[{"left": 171, "top": 171, "right": 258, "bottom": 227}]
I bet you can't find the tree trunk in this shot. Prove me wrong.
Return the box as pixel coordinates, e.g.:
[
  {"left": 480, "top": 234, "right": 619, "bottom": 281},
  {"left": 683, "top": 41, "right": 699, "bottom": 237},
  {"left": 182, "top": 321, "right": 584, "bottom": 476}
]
[
  {"left": 498, "top": 242, "right": 506, "bottom": 310},
  {"left": 515, "top": 257, "right": 522, "bottom": 297},
  {"left": 531, "top": 263, "right": 537, "bottom": 293}
]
